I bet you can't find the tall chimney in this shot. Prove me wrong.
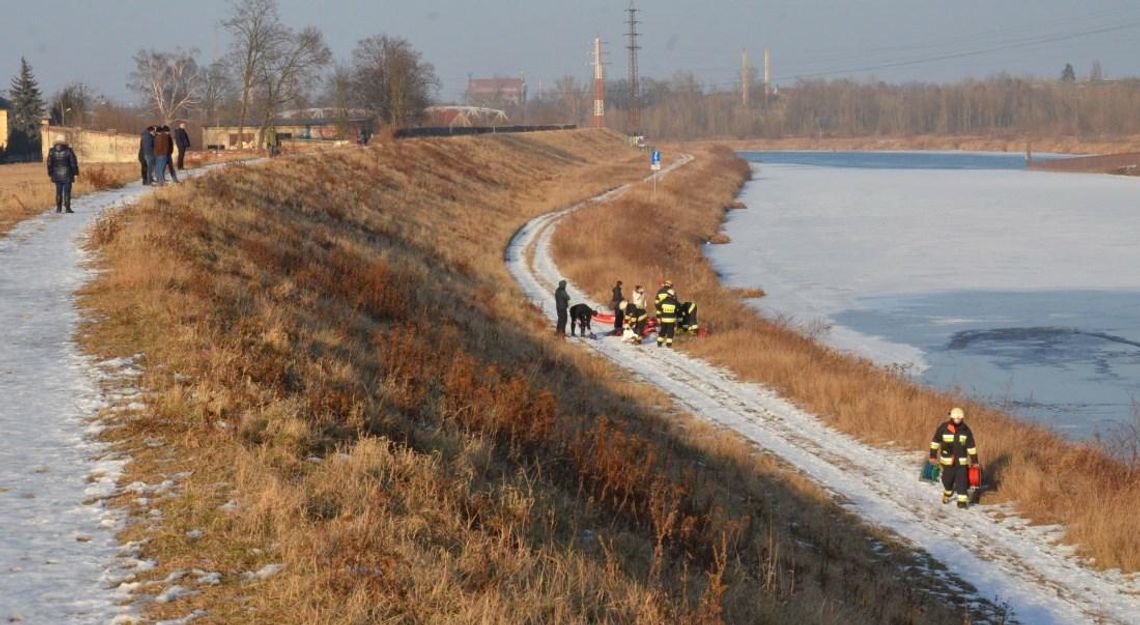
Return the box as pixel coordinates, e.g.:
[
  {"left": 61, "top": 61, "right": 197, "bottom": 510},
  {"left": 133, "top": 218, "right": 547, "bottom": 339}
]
[{"left": 593, "top": 35, "right": 605, "bottom": 128}]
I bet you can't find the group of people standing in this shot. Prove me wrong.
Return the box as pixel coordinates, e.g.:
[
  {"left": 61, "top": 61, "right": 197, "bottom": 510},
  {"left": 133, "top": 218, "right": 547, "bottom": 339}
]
[
  {"left": 552, "top": 277, "right": 982, "bottom": 509},
  {"left": 553, "top": 278, "right": 698, "bottom": 348},
  {"left": 138, "top": 122, "right": 191, "bottom": 186}
]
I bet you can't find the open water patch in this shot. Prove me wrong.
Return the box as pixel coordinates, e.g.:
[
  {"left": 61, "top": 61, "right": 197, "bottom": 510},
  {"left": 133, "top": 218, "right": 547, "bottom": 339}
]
[{"left": 834, "top": 290, "right": 1140, "bottom": 439}]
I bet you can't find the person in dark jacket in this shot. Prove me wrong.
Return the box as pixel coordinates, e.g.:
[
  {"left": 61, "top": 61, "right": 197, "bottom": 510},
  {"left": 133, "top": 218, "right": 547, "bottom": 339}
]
[
  {"left": 678, "top": 301, "right": 699, "bottom": 334},
  {"left": 140, "top": 126, "right": 156, "bottom": 185},
  {"left": 611, "top": 280, "right": 624, "bottom": 335},
  {"left": 929, "top": 407, "right": 980, "bottom": 509},
  {"left": 160, "top": 126, "right": 180, "bottom": 183},
  {"left": 569, "top": 303, "right": 596, "bottom": 337},
  {"left": 619, "top": 300, "right": 648, "bottom": 344},
  {"left": 174, "top": 121, "right": 191, "bottom": 170},
  {"left": 554, "top": 280, "right": 570, "bottom": 336},
  {"left": 153, "top": 125, "right": 173, "bottom": 186},
  {"left": 46, "top": 135, "right": 79, "bottom": 213},
  {"left": 654, "top": 280, "right": 679, "bottom": 348}
]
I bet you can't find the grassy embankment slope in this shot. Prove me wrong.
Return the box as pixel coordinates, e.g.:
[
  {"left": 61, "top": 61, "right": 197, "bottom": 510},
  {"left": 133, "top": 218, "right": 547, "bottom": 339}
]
[
  {"left": 0, "top": 162, "right": 138, "bottom": 236},
  {"left": 79, "top": 130, "right": 983, "bottom": 624},
  {"left": 553, "top": 143, "right": 1140, "bottom": 573}
]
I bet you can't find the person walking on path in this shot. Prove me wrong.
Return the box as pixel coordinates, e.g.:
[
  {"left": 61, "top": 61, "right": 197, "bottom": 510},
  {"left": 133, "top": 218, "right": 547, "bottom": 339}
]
[
  {"left": 554, "top": 279, "right": 570, "bottom": 336},
  {"left": 174, "top": 121, "right": 191, "bottom": 170},
  {"left": 153, "top": 125, "right": 173, "bottom": 186},
  {"left": 46, "top": 136, "right": 79, "bottom": 213},
  {"left": 611, "top": 280, "right": 624, "bottom": 335},
  {"left": 929, "top": 407, "right": 980, "bottom": 509}
]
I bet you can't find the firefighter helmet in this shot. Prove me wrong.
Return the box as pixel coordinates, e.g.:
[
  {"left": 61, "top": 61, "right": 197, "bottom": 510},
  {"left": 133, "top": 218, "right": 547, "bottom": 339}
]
[
  {"left": 663, "top": 279, "right": 673, "bottom": 287},
  {"left": 949, "top": 407, "right": 965, "bottom": 421}
]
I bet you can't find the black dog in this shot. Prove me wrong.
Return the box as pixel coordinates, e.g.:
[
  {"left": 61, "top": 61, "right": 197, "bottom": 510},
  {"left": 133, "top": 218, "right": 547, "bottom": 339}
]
[{"left": 569, "top": 303, "right": 597, "bottom": 337}]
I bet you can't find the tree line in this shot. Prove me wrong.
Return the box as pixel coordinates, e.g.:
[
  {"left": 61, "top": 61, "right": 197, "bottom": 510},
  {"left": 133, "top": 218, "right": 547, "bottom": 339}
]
[
  {"left": 523, "top": 72, "right": 1140, "bottom": 141},
  {"left": 7, "top": 3, "right": 1140, "bottom": 159},
  {"left": 4, "top": 0, "right": 438, "bottom": 157}
]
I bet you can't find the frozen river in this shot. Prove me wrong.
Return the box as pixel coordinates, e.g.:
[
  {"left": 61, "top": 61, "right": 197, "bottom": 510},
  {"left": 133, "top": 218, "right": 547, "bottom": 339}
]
[{"left": 708, "top": 151, "right": 1140, "bottom": 440}]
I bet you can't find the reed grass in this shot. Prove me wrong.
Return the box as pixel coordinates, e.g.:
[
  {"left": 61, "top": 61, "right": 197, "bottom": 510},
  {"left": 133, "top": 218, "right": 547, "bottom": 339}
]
[{"left": 78, "top": 133, "right": 991, "bottom": 623}]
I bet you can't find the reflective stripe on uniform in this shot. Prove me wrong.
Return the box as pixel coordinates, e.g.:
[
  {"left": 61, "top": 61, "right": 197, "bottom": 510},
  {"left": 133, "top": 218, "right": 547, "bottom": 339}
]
[{"left": 930, "top": 442, "right": 941, "bottom": 450}]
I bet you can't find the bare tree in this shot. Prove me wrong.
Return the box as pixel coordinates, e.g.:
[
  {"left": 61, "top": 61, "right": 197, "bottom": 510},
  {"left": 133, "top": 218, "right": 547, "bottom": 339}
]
[
  {"left": 552, "top": 75, "right": 587, "bottom": 124},
  {"left": 351, "top": 35, "right": 438, "bottom": 127},
  {"left": 50, "top": 82, "right": 95, "bottom": 127},
  {"left": 323, "top": 62, "right": 355, "bottom": 139},
  {"left": 202, "top": 60, "right": 235, "bottom": 127},
  {"left": 222, "top": 0, "right": 285, "bottom": 145},
  {"left": 128, "top": 48, "right": 203, "bottom": 123},
  {"left": 256, "top": 26, "right": 331, "bottom": 137},
  {"left": 1089, "top": 60, "right": 1104, "bottom": 83}
]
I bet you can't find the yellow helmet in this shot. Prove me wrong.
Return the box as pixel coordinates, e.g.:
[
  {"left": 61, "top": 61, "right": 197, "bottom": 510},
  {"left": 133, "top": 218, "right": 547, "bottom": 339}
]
[{"left": 949, "top": 407, "right": 965, "bottom": 421}]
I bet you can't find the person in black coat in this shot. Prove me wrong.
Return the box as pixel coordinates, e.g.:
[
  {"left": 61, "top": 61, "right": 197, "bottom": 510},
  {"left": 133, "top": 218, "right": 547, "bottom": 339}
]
[
  {"left": 569, "top": 303, "right": 596, "bottom": 337},
  {"left": 611, "top": 280, "right": 624, "bottom": 335},
  {"left": 139, "top": 126, "right": 156, "bottom": 185},
  {"left": 554, "top": 280, "right": 570, "bottom": 336},
  {"left": 174, "top": 121, "right": 191, "bottom": 170},
  {"left": 46, "top": 135, "right": 79, "bottom": 213}
]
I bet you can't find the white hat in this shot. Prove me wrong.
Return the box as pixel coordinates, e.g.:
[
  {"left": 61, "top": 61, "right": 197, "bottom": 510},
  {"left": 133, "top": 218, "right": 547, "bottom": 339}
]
[
  {"left": 949, "top": 407, "right": 965, "bottom": 421},
  {"left": 53, "top": 134, "right": 65, "bottom": 144}
]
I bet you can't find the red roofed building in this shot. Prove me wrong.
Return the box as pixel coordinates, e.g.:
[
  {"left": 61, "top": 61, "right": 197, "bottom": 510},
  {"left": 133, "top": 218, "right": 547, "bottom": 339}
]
[{"left": 466, "top": 77, "right": 527, "bottom": 108}]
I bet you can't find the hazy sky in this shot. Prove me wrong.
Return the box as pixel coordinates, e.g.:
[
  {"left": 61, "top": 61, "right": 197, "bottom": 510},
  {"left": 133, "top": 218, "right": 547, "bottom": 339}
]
[{"left": 4, "top": 0, "right": 1140, "bottom": 105}]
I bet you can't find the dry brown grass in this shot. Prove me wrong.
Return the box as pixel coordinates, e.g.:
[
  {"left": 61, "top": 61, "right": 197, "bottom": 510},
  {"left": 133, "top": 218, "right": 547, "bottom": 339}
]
[
  {"left": 0, "top": 162, "right": 139, "bottom": 237},
  {"left": 553, "top": 143, "right": 1140, "bottom": 573},
  {"left": 78, "top": 130, "right": 992, "bottom": 624}
]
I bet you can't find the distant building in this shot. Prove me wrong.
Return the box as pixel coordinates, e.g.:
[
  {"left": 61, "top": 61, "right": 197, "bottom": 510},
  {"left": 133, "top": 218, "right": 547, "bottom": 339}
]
[
  {"left": 424, "top": 106, "right": 509, "bottom": 127},
  {"left": 466, "top": 77, "right": 527, "bottom": 108},
  {"left": 202, "top": 114, "right": 373, "bottom": 150},
  {"left": 0, "top": 96, "right": 9, "bottom": 154}
]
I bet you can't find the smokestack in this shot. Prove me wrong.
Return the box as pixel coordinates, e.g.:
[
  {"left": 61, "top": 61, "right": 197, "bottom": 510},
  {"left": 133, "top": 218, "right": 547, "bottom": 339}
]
[
  {"left": 593, "top": 35, "right": 605, "bottom": 128},
  {"left": 741, "top": 48, "right": 750, "bottom": 107},
  {"left": 763, "top": 48, "right": 771, "bottom": 96}
]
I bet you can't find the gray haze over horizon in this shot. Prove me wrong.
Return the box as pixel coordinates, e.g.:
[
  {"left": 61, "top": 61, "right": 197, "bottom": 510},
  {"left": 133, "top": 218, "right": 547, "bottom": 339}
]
[{"left": 5, "top": 0, "right": 1140, "bottom": 106}]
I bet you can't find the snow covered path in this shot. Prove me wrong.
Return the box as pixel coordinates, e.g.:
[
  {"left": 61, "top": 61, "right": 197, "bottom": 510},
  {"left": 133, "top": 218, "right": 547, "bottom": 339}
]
[
  {"left": 505, "top": 157, "right": 1140, "bottom": 625},
  {"left": 0, "top": 174, "right": 209, "bottom": 624}
]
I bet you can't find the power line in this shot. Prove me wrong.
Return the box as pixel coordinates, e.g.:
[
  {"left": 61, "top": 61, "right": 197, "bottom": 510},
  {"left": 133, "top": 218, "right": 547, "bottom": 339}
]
[{"left": 777, "top": 19, "right": 1140, "bottom": 82}]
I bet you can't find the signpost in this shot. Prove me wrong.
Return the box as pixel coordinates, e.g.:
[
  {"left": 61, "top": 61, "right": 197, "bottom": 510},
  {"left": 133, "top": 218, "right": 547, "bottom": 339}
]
[{"left": 650, "top": 149, "right": 661, "bottom": 198}]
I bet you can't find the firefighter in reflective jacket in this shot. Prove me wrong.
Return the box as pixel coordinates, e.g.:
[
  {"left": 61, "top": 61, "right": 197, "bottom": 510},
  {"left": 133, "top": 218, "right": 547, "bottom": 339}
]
[
  {"left": 928, "top": 407, "right": 979, "bottom": 509},
  {"left": 678, "top": 301, "right": 699, "bottom": 334},
  {"left": 620, "top": 300, "right": 649, "bottom": 341},
  {"left": 654, "top": 280, "right": 679, "bottom": 347}
]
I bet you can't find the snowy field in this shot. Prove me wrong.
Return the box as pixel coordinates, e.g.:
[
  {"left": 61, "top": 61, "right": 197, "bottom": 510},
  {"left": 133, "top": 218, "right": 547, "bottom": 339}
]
[
  {"left": 708, "top": 152, "right": 1140, "bottom": 439},
  {"left": 507, "top": 154, "right": 1140, "bottom": 625}
]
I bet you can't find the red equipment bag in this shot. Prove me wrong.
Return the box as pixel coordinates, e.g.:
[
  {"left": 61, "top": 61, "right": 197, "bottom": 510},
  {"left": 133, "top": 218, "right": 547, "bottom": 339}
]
[{"left": 968, "top": 465, "right": 982, "bottom": 488}]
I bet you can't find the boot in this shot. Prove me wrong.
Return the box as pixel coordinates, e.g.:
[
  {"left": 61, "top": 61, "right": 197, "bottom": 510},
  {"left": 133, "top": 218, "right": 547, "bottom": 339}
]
[
  {"left": 55, "top": 198, "right": 62, "bottom": 213},
  {"left": 64, "top": 199, "right": 73, "bottom": 213},
  {"left": 957, "top": 500, "right": 968, "bottom": 509},
  {"left": 941, "top": 493, "right": 951, "bottom": 504}
]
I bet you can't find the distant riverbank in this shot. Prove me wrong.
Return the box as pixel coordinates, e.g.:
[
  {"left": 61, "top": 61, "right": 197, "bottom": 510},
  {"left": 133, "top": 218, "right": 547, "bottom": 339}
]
[{"left": 692, "top": 133, "right": 1140, "bottom": 156}]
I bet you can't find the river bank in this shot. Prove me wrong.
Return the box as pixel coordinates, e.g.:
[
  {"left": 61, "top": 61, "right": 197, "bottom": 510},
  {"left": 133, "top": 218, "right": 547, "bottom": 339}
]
[{"left": 697, "top": 133, "right": 1140, "bottom": 156}]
